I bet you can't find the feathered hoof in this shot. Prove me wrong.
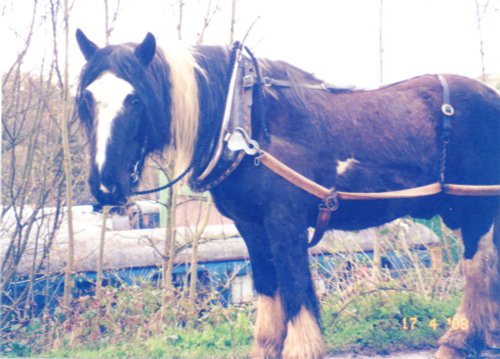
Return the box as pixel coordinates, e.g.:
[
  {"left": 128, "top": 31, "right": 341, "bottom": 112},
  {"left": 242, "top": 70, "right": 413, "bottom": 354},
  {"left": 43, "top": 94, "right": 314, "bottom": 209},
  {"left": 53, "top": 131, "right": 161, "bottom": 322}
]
[{"left": 281, "top": 307, "right": 324, "bottom": 359}]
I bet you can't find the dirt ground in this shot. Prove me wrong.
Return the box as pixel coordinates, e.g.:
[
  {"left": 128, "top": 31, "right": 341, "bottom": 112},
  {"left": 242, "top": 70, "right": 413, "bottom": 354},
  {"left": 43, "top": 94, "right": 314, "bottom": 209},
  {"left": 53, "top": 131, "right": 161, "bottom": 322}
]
[{"left": 331, "top": 348, "right": 500, "bottom": 358}]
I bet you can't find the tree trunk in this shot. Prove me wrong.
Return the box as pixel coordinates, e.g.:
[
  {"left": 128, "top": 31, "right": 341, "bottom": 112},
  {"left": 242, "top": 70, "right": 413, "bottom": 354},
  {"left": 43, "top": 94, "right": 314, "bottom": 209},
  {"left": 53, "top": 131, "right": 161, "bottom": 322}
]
[
  {"left": 188, "top": 196, "right": 212, "bottom": 302},
  {"left": 96, "top": 206, "right": 109, "bottom": 300},
  {"left": 379, "top": 0, "right": 384, "bottom": 85},
  {"left": 474, "top": 0, "right": 487, "bottom": 82},
  {"left": 61, "top": 0, "right": 75, "bottom": 309}
]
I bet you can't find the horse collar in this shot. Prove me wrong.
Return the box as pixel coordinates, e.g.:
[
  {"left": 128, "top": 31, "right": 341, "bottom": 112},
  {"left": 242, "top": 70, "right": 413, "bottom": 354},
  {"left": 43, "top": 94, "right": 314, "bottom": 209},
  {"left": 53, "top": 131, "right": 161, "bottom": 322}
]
[{"left": 191, "top": 45, "right": 256, "bottom": 192}]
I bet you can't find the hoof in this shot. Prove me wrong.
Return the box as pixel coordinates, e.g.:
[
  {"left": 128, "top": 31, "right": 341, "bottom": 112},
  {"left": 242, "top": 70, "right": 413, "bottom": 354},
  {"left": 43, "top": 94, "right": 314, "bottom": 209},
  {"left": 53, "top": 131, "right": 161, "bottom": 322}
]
[{"left": 434, "top": 345, "right": 467, "bottom": 359}]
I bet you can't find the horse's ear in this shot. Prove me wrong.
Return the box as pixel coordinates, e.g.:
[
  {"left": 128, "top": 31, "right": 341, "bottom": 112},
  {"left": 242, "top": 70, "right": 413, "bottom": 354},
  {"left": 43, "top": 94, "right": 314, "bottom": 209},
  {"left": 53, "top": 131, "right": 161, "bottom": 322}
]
[
  {"left": 76, "top": 29, "right": 99, "bottom": 61},
  {"left": 135, "top": 33, "right": 156, "bottom": 66}
]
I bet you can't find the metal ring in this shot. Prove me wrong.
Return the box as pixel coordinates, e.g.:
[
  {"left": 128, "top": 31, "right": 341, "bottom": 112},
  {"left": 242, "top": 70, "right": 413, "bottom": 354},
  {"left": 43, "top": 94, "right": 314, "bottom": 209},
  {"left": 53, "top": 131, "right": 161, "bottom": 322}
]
[
  {"left": 441, "top": 104, "right": 455, "bottom": 116},
  {"left": 321, "top": 190, "right": 339, "bottom": 212},
  {"left": 262, "top": 77, "right": 272, "bottom": 87}
]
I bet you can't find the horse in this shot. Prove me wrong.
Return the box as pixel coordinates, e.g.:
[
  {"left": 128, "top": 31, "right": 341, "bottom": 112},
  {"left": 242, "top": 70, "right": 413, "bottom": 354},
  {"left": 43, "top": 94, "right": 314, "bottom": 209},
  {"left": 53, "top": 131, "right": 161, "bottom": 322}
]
[{"left": 75, "top": 29, "right": 500, "bottom": 359}]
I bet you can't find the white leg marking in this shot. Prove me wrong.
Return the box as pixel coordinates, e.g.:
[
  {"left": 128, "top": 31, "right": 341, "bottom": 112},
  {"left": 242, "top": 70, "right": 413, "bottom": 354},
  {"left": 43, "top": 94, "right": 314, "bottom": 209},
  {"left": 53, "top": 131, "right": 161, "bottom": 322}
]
[
  {"left": 251, "top": 293, "right": 286, "bottom": 358},
  {"left": 282, "top": 306, "right": 324, "bottom": 359},
  {"left": 87, "top": 72, "right": 134, "bottom": 173},
  {"left": 336, "top": 157, "right": 359, "bottom": 176}
]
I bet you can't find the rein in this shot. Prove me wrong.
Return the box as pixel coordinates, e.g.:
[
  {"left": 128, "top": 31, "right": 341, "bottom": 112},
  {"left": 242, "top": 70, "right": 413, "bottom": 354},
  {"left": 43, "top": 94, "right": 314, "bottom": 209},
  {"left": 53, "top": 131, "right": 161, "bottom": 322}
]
[{"left": 131, "top": 163, "right": 193, "bottom": 196}]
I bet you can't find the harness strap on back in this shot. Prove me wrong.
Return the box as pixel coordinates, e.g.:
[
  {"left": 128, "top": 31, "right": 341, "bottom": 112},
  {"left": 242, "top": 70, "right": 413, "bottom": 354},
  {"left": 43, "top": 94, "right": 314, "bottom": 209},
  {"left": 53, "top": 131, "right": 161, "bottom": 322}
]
[
  {"left": 262, "top": 77, "right": 354, "bottom": 93},
  {"left": 437, "top": 75, "right": 455, "bottom": 185}
]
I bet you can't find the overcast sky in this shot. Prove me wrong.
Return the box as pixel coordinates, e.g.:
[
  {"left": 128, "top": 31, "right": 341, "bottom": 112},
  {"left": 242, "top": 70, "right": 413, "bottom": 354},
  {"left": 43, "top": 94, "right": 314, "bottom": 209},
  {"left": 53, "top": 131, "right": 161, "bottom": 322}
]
[{"left": 3, "top": 0, "right": 500, "bottom": 89}]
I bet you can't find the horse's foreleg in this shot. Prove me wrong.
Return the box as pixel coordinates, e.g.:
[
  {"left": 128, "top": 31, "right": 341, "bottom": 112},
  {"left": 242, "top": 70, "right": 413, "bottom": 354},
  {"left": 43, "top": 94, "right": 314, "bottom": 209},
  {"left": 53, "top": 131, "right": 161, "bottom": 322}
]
[
  {"left": 436, "top": 214, "right": 499, "bottom": 358},
  {"left": 236, "top": 223, "right": 286, "bottom": 359},
  {"left": 265, "top": 215, "right": 325, "bottom": 359}
]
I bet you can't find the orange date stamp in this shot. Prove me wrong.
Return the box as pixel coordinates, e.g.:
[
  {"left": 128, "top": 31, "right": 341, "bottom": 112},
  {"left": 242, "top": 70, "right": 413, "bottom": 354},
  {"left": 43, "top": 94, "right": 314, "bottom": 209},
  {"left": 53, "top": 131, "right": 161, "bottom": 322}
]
[{"left": 402, "top": 317, "right": 469, "bottom": 331}]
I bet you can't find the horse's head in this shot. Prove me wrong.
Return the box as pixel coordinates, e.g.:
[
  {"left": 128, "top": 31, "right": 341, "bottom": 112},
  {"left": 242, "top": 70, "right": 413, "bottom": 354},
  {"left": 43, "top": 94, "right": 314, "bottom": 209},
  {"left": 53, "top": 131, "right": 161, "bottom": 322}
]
[{"left": 76, "top": 29, "right": 199, "bottom": 205}]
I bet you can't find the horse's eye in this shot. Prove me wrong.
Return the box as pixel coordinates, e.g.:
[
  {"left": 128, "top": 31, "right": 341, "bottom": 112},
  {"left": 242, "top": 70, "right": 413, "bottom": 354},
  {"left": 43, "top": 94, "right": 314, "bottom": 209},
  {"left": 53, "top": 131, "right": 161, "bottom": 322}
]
[{"left": 125, "top": 95, "right": 141, "bottom": 108}]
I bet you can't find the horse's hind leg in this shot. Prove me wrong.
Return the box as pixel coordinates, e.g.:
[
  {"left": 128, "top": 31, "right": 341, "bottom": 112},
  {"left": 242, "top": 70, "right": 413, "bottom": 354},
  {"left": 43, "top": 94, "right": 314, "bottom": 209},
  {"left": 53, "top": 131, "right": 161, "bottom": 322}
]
[
  {"left": 489, "top": 213, "right": 500, "bottom": 348},
  {"left": 236, "top": 223, "right": 286, "bottom": 358},
  {"left": 264, "top": 211, "right": 324, "bottom": 359},
  {"left": 436, "top": 210, "right": 500, "bottom": 358}
]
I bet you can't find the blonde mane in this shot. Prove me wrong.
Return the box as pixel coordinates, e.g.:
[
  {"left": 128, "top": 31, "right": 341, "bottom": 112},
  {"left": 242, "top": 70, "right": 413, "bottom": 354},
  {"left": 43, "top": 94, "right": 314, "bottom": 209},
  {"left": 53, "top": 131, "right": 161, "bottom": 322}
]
[{"left": 160, "top": 44, "right": 204, "bottom": 177}]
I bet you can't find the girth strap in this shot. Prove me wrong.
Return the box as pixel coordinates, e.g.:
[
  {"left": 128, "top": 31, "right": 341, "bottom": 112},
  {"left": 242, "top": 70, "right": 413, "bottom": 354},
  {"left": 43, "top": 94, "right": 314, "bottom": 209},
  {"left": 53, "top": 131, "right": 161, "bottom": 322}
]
[
  {"left": 257, "top": 151, "right": 446, "bottom": 200},
  {"left": 256, "top": 149, "right": 500, "bottom": 247}
]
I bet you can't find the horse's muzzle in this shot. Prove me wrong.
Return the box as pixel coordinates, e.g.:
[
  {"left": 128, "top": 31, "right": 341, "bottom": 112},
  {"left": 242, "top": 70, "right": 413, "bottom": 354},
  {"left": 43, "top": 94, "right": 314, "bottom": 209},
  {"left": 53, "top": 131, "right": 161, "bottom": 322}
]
[
  {"left": 92, "top": 186, "right": 128, "bottom": 206},
  {"left": 89, "top": 175, "right": 130, "bottom": 206}
]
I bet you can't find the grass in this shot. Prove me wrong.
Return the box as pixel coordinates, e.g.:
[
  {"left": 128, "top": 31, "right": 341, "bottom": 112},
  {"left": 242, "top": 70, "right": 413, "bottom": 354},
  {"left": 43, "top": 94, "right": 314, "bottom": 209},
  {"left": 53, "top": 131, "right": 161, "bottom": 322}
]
[
  {"left": 323, "top": 290, "right": 461, "bottom": 355},
  {"left": 2, "top": 220, "right": 465, "bottom": 358},
  {"left": 44, "top": 327, "right": 253, "bottom": 358},
  {"left": 1, "top": 285, "right": 462, "bottom": 358}
]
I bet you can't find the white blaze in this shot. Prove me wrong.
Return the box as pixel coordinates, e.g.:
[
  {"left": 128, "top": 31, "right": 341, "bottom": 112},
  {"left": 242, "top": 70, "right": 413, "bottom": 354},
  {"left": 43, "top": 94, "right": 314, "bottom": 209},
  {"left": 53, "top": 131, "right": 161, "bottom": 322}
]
[{"left": 87, "top": 72, "right": 134, "bottom": 173}]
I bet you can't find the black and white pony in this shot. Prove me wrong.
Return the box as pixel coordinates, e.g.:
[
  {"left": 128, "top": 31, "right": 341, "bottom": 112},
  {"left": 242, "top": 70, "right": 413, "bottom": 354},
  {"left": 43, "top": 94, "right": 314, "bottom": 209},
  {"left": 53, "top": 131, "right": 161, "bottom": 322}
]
[{"left": 75, "top": 29, "right": 499, "bottom": 359}]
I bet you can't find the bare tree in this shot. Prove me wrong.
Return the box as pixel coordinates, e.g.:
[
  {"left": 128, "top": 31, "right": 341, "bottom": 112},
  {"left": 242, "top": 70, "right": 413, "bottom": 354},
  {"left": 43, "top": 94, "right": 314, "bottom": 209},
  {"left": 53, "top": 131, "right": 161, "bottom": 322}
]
[
  {"left": 1, "top": 0, "right": 92, "bottom": 327},
  {"left": 196, "top": 0, "right": 221, "bottom": 45},
  {"left": 104, "top": 0, "right": 121, "bottom": 45},
  {"left": 162, "top": 178, "right": 177, "bottom": 302},
  {"left": 51, "top": 0, "right": 76, "bottom": 309},
  {"left": 229, "top": 0, "right": 237, "bottom": 45},
  {"left": 379, "top": 0, "right": 384, "bottom": 85},
  {"left": 188, "top": 196, "right": 212, "bottom": 302},
  {"left": 176, "top": 0, "right": 185, "bottom": 40},
  {"left": 1, "top": 0, "right": 76, "bottom": 324},
  {"left": 474, "top": 0, "right": 488, "bottom": 81},
  {"left": 95, "top": 207, "right": 110, "bottom": 300}
]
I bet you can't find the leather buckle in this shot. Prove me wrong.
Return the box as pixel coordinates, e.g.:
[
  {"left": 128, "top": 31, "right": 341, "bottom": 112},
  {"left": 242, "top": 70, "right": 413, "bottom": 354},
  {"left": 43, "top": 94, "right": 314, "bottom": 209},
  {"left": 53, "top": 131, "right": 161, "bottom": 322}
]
[{"left": 242, "top": 74, "right": 255, "bottom": 88}]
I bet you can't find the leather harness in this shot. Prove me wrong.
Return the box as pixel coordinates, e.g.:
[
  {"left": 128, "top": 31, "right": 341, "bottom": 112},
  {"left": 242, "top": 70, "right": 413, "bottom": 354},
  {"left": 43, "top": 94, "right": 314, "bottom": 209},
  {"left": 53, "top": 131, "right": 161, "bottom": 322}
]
[
  {"left": 198, "top": 45, "right": 500, "bottom": 246},
  {"left": 135, "top": 43, "right": 500, "bottom": 247},
  {"left": 255, "top": 74, "right": 500, "bottom": 246}
]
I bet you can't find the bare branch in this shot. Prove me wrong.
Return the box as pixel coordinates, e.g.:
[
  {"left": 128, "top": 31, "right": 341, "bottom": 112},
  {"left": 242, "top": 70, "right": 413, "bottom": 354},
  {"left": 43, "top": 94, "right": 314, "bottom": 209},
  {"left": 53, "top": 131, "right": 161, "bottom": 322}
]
[{"left": 196, "top": 0, "right": 221, "bottom": 45}]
